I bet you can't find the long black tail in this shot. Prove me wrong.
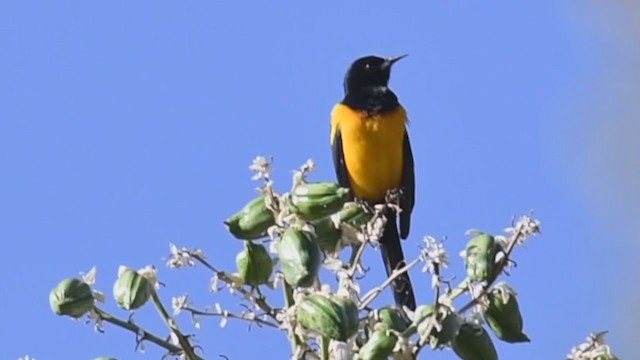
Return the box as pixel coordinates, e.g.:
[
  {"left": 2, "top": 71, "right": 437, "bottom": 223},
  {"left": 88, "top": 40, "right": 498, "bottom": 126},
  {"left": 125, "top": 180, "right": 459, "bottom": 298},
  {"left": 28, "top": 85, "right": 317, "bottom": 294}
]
[{"left": 379, "top": 211, "right": 416, "bottom": 311}]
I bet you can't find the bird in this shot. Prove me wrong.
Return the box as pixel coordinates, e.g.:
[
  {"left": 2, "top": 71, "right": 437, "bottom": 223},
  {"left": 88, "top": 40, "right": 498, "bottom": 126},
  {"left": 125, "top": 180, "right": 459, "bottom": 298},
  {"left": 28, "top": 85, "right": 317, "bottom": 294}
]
[{"left": 330, "top": 54, "right": 416, "bottom": 310}]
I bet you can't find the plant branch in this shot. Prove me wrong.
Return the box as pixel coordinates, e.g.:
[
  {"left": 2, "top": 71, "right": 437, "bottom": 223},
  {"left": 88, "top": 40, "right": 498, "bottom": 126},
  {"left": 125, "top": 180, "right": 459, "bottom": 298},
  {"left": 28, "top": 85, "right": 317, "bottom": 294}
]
[
  {"left": 412, "top": 263, "right": 443, "bottom": 358},
  {"left": 359, "top": 257, "right": 421, "bottom": 310},
  {"left": 193, "top": 253, "right": 279, "bottom": 322},
  {"left": 93, "top": 306, "right": 182, "bottom": 354},
  {"left": 150, "top": 290, "right": 203, "bottom": 360},
  {"left": 184, "top": 306, "right": 279, "bottom": 329},
  {"left": 283, "top": 282, "right": 304, "bottom": 354},
  {"left": 320, "top": 336, "right": 330, "bottom": 360},
  {"left": 347, "top": 242, "right": 367, "bottom": 278}
]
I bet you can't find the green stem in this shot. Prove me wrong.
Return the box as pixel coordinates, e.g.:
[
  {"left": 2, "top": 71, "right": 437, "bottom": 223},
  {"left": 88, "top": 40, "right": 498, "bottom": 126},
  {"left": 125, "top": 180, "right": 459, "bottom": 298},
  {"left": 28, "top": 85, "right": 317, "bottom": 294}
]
[
  {"left": 440, "top": 276, "right": 471, "bottom": 304},
  {"left": 194, "top": 254, "right": 278, "bottom": 322},
  {"left": 93, "top": 306, "right": 182, "bottom": 354},
  {"left": 320, "top": 336, "right": 330, "bottom": 360},
  {"left": 150, "top": 290, "right": 203, "bottom": 360},
  {"left": 283, "top": 282, "right": 302, "bottom": 354}
]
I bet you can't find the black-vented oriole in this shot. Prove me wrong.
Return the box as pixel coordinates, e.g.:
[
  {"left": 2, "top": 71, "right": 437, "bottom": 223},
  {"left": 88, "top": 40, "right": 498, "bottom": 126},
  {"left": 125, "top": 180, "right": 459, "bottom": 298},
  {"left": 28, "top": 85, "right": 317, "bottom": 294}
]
[{"left": 330, "top": 54, "right": 416, "bottom": 310}]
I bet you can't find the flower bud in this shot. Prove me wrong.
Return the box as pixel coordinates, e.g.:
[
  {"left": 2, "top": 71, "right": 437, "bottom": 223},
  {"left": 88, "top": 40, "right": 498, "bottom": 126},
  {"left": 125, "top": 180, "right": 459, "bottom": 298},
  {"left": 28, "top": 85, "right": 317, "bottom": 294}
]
[
  {"left": 296, "top": 293, "right": 359, "bottom": 341},
  {"left": 49, "top": 278, "right": 95, "bottom": 318},
  {"left": 463, "top": 233, "right": 498, "bottom": 282},
  {"left": 236, "top": 241, "right": 273, "bottom": 286},
  {"left": 276, "top": 228, "right": 321, "bottom": 287},
  {"left": 452, "top": 324, "right": 498, "bottom": 360},
  {"left": 113, "top": 267, "right": 153, "bottom": 310},
  {"left": 485, "top": 286, "right": 530, "bottom": 343},
  {"left": 224, "top": 195, "right": 276, "bottom": 240}
]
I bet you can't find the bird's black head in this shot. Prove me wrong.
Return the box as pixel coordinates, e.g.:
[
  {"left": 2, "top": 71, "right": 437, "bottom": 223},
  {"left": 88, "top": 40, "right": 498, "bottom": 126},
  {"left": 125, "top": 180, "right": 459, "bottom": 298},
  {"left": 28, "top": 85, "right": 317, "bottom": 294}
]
[{"left": 343, "top": 54, "right": 407, "bottom": 94}]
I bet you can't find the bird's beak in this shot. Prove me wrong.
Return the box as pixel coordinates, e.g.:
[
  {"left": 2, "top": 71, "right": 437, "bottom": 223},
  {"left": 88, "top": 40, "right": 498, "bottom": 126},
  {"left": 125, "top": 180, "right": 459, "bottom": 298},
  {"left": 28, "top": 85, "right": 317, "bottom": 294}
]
[{"left": 383, "top": 54, "right": 408, "bottom": 69}]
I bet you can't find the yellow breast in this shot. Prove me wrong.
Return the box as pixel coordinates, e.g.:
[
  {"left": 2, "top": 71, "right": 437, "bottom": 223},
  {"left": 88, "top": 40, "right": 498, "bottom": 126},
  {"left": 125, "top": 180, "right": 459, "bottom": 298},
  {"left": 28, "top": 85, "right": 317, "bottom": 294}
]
[{"left": 331, "top": 103, "right": 407, "bottom": 203}]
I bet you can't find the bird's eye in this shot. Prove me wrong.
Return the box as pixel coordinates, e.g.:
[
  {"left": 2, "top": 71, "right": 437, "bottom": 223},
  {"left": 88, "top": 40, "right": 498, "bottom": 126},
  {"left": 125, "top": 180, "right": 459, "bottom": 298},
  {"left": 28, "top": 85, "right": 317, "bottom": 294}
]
[{"left": 364, "top": 63, "right": 371, "bottom": 70}]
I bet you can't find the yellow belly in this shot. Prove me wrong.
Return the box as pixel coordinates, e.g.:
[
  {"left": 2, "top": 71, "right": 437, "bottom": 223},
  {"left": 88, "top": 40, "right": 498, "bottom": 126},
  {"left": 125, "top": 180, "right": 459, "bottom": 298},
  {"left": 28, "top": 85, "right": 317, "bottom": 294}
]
[{"left": 331, "top": 103, "right": 407, "bottom": 202}]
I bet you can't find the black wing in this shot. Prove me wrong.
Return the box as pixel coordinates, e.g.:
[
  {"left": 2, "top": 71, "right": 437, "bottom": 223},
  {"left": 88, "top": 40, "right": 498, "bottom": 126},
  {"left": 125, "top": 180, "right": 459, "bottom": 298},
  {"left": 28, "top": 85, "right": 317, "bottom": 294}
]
[
  {"left": 331, "top": 126, "right": 352, "bottom": 190},
  {"left": 399, "top": 130, "right": 415, "bottom": 239}
]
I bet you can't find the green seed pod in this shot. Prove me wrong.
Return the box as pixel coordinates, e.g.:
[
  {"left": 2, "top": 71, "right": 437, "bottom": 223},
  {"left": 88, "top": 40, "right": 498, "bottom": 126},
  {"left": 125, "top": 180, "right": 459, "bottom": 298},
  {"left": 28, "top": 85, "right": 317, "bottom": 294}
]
[
  {"left": 49, "top": 278, "right": 95, "bottom": 318},
  {"left": 485, "top": 287, "right": 530, "bottom": 343},
  {"left": 336, "top": 202, "right": 373, "bottom": 228},
  {"left": 236, "top": 241, "right": 273, "bottom": 286},
  {"left": 409, "top": 304, "right": 435, "bottom": 338},
  {"left": 413, "top": 304, "right": 461, "bottom": 348},
  {"left": 412, "top": 304, "right": 435, "bottom": 323},
  {"left": 311, "top": 202, "right": 374, "bottom": 253},
  {"left": 333, "top": 295, "right": 360, "bottom": 338},
  {"left": 463, "top": 233, "right": 498, "bottom": 282},
  {"left": 113, "top": 268, "right": 153, "bottom": 310},
  {"left": 452, "top": 324, "right": 498, "bottom": 360},
  {"left": 290, "top": 182, "right": 350, "bottom": 221},
  {"left": 296, "top": 293, "right": 359, "bottom": 341},
  {"left": 376, "top": 305, "right": 410, "bottom": 333},
  {"left": 276, "top": 228, "right": 321, "bottom": 287},
  {"left": 224, "top": 195, "right": 276, "bottom": 240},
  {"left": 356, "top": 328, "right": 397, "bottom": 360},
  {"left": 311, "top": 216, "right": 342, "bottom": 253}
]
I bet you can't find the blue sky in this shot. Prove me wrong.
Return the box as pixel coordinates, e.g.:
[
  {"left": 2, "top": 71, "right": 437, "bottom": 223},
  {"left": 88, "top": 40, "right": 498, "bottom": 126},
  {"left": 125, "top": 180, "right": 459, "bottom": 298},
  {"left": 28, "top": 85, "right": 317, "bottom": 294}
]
[{"left": 1, "top": 1, "right": 637, "bottom": 359}]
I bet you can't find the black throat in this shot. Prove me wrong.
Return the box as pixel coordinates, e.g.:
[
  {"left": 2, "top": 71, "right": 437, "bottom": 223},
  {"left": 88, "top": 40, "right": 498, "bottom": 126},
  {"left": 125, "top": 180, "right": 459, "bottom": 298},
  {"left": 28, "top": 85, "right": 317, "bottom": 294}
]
[{"left": 341, "top": 86, "right": 399, "bottom": 115}]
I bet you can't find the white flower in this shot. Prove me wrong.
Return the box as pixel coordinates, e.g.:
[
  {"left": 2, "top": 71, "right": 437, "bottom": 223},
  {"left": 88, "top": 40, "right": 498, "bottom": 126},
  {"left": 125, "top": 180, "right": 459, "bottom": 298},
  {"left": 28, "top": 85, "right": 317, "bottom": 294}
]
[
  {"left": 420, "top": 236, "right": 449, "bottom": 290},
  {"left": 249, "top": 156, "right": 272, "bottom": 180},
  {"left": 172, "top": 294, "right": 190, "bottom": 316},
  {"left": 566, "top": 331, "right": 617, "bottom": 360},
  {"left": 303, "top": 158, "right": 315, "bottom": 172},
  {"left": 505, "top": 214, "right": 541, "bottom": 244},
  {"left": 78, "top": 268, "right": 105, "bottom": 305},
  {"left": 421, "top": 236, "right": 449, "bottom": 269},
  {"left": 291, "top": 158, "right": 316, "bottom": 186},
  {"left": 166, "top": 243, "right": 204, "bottom": 269},
  {"left": 81, "top": 266, "right": 97, "bottom": 285},
  {"left": 365, "top": 207, "right": 388, "bottom": 243}
]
